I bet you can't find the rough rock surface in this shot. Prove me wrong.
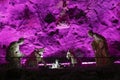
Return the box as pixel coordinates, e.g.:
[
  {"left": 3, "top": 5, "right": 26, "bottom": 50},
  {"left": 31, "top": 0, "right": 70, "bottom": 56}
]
[{"left": 0, "top": 0, "right": 120, "bottom": 62}]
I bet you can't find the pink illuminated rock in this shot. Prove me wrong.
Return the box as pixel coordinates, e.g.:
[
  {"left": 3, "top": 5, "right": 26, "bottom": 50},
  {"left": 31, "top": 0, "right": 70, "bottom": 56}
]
[{"left": 0, "top": 0, "right": 120, "bottom": 63}]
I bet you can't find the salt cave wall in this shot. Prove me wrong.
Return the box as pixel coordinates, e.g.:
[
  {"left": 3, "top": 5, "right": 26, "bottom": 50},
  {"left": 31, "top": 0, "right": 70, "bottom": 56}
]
[{"left": 0, "top": 0, "right": 120, "bottom": 63}]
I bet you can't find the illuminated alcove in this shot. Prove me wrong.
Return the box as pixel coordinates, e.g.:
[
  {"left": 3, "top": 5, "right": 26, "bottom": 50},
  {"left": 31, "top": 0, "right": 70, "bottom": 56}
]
[{"left": 0, "top": 0, "right": 120, "bottom": 63}]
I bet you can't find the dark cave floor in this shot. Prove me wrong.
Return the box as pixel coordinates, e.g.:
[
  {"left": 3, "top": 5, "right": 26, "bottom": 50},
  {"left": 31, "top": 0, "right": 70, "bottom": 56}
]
[{"left": 0, "top": 63, "right": 120, "bottom": 80}]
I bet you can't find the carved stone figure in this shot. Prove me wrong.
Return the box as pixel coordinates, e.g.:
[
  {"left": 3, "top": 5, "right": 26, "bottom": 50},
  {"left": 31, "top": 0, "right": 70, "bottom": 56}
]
[
  {"left": 6, "top": 38, "right": 25, "bottom": 68},
  {"left": 88, "top": 30, "right": 113, "bottom": 67},
  {"left": 25, "top": 48, "right": 46, "bottom": 67}
]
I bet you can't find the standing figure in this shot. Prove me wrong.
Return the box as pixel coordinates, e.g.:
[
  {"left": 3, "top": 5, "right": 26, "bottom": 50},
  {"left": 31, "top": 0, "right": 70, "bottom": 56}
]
[
  {"left": 25, "top": 48, "right": 46, "bottom": 67},
  {"left": 6, "top": 38, "right": 25, "bottom": 68},
  {"left": 66, "top": 50, "right": 81, "bottom": 67},
  {"left": 88, "top": 30, "right": 113, "bottom": 67}
]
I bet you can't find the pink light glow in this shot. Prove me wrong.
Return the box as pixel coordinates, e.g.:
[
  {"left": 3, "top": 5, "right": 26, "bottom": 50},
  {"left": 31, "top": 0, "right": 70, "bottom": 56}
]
[
  {"left": 38, "top": 62, "right": 96, "bottom": 66},
  {"left": 37, "top": 61, "right": 120, "bottom": 67},
  {"left": 0, "top": 0, "right": 120, "bottom": 63}
]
